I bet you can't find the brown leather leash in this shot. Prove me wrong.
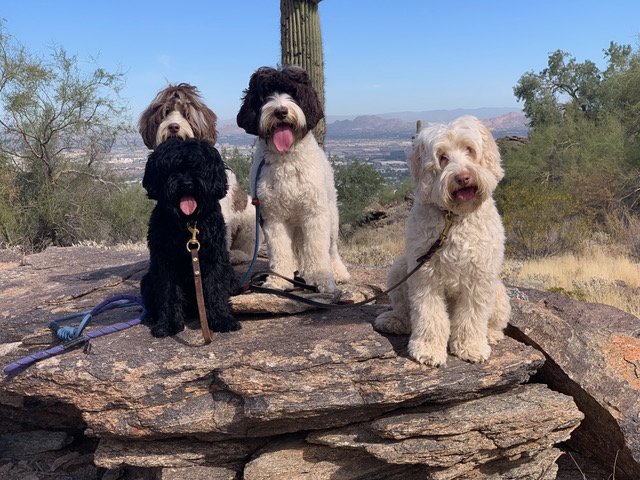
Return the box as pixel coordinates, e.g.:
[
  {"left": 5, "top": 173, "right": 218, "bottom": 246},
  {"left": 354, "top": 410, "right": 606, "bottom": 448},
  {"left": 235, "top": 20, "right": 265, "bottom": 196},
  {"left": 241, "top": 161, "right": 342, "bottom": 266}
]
[{"left": 187, "top": 223, "right": 212, "bottom": 344}]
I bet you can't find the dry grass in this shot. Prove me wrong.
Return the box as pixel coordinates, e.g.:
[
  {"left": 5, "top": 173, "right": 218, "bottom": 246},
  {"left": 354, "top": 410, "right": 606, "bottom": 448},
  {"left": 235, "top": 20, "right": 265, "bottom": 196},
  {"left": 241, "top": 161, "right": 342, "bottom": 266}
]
[
  {"left": 504, "top": 246, "right": 640, "bottom": 317},
  {"left": 340, "top": 203, "right": 409, "bottom": 267},
  {"left": 341, "top": 203, "right": 640, "bottom": 318},
  {"left": 340, "top": 223, "right": 405, "bottom": 267}
]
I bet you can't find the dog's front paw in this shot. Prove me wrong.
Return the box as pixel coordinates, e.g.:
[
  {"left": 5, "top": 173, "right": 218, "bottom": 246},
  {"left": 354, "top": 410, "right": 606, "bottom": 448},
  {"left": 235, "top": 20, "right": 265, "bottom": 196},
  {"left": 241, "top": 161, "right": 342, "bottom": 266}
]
[
  {"left": 262, "top": 275, "right": 293, "bottom": 291},
  {"left": 408, "top": 338, "right": 448, "bottom": 367},
  {"left": 333, "top": 263, "right": 351, "bottom": 284},
  {"left": 374, "top": 310, "right": 411, "bottom": 335},
  {"left": 150, "top": 321, "right": 184, "bottom": 338},
  {"left": 303, "top": 272, "right": 336, "bottom": 293},
  {"left": 209, "top": 316, "right": 241, "bottom": 333},
  {"left": 449, "top": 337, "right": 491, "bottom": 363},
  {"left": 487, "top": 328, "right": 505, "bottom": 345}
]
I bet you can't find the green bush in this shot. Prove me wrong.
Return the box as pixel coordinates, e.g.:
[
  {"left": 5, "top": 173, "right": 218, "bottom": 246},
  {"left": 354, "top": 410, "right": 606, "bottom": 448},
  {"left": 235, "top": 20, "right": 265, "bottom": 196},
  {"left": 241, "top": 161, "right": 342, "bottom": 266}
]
[
  {"left": 333, "top": 160, "right": 386, "bottom": 226},
  {"left": 496, "top": 179, "right": 591, "bottom": 258}
]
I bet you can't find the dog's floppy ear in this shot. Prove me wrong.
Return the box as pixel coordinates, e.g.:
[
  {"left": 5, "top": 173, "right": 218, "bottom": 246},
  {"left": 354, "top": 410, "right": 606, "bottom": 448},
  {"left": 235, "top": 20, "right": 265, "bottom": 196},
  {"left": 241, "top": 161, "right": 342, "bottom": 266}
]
[
  {"left": 409, "top": 138, "right": 423, "bottom": 181},
  {"left": 237, "top": 67, "right": 274, "bottom": 136},
  {"left": 193, "top": 104, "right": 218, "bottom": 145},
  {"left": 409, "top": 127, "right": 432, "bottom": 181},
  {"left": 200, "top": 141, "right": 229, "bottom": 200},
  {"left": 236, "top": 88, "right": 259, "bottom": 135},
  {"left": 142, "top": 149, "right": 163, "bottom": 200},
  {"left": 472, "top": 117, "right": 504, "bottom": 182},
  {"left": 282, "top": 65, "right": 324, "bottom": 130},
  {"left": 180, "top": 84, "right": 218, "bottom": 144},
  {"left": 139, "top": 102, "right": 161, "bottom": 149}
]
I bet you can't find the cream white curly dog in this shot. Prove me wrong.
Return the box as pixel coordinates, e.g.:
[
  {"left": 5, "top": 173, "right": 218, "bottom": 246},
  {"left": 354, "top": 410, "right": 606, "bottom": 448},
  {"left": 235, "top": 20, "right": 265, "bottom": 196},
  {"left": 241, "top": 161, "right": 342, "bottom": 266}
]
[{"left": 375, "top": 115, "right": 510, "bottom": 366}]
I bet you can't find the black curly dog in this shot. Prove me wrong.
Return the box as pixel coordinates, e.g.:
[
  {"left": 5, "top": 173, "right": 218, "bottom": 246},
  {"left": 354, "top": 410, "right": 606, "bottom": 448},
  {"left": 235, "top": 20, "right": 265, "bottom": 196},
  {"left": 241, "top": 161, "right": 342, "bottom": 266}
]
[{"left": 141, "top": 138, "right": 240, "bottom": 337}]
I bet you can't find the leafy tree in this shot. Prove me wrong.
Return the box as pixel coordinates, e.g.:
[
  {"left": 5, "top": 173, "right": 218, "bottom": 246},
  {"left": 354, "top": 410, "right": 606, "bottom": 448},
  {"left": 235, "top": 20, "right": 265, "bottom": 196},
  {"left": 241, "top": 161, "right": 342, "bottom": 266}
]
[
  {"left": 514, "top": 50, "right": 603, "bottom": 127},
  {"left": 0, "top": 23, "right": 132, "bottom": 249},
  {"left": 503, "top": 39, "right": 640, "bottom": 257}
]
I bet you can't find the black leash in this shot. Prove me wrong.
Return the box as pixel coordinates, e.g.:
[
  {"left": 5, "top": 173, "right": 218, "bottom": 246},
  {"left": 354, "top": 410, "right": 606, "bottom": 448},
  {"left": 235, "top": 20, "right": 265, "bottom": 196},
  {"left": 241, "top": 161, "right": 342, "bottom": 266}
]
[{"left": 240, "top": 211, "right": 455, "bottom": 309}]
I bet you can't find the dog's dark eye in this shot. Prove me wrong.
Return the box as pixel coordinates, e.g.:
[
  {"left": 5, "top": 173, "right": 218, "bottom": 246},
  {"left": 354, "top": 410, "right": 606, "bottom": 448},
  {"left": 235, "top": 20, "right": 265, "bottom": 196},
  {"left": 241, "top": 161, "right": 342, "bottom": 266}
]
[
  {"left": 466, "top": 146, "right": 475, "bottom": 157},
  {"left": 439, "top": 154, "right": 449, "bottom": 167}
]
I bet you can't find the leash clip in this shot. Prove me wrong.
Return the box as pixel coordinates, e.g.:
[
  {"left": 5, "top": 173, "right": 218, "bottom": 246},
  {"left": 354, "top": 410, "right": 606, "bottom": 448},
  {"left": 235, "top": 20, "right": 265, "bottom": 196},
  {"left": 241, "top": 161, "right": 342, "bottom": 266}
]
[{"left": 186, "top": 223, "right": 201, "bottom": 252}]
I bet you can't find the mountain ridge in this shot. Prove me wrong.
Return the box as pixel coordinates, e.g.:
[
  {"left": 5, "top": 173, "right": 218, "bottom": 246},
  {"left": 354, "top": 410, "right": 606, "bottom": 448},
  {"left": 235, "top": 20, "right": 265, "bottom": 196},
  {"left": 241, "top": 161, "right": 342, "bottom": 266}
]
[{"left": 218, "top": 108, "right": 528, "bottom": 140}]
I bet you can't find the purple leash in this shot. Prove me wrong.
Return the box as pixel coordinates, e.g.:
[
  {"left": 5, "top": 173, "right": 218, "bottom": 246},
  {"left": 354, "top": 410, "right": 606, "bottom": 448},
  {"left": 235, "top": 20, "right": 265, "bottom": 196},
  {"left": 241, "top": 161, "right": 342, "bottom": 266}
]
[{"left": 3, "top": 294, "right": 145, "bottom": 376}]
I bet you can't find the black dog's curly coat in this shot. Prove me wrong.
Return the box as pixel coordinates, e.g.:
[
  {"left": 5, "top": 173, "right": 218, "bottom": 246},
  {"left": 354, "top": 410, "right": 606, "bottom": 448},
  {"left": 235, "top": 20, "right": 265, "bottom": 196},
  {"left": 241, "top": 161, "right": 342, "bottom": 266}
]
[{"left": 141, "top": 138, "right": 240, "bottom": 337}]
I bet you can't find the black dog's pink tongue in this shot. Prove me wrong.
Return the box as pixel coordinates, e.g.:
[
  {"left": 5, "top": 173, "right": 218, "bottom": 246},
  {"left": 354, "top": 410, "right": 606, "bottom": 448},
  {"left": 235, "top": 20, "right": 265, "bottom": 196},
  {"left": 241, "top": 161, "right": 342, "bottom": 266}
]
[
  {"left": 179, "top": 196, "right": 197, "bottom": 216},
  {"left": 273, "top": 125, "right": 294, "bottom": 153}
]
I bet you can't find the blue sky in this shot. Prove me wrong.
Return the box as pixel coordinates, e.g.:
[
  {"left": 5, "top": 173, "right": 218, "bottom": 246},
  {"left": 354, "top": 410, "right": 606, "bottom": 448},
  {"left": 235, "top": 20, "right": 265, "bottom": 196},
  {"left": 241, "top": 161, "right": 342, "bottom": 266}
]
[{"left": 2, "top": 1, "right": 640, "bottom": 125}]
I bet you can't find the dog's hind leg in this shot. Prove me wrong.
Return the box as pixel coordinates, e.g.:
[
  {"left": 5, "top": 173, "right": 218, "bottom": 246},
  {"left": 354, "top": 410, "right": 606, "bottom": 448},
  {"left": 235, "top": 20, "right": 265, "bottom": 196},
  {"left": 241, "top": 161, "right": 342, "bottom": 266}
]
[
  {"left": 487, "top": 280, "right": 510, "bottom": 344},
  {"left": 374, "top": 256, "right": 411, "bottom": 334},
  {"left": 147, "top": 275, "right": 186, "bottom": 338},
  {"left": 262, "top": 219, "right": 298, "bottom": 290}
]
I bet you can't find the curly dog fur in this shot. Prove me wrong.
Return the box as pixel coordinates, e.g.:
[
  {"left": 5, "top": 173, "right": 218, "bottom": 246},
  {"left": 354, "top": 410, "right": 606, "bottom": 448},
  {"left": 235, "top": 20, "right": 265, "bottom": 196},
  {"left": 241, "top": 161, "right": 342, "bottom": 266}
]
[
  {"left": 375, "top": 116, "right": 510, "bottom": 366},
  {"left": 139, "top": 83, "right": 258, "bottom": 264},
  {"left": 236, "top": 65, "right": 349, "bottom": 292},
  {"left": 141, "top": 138, "right": 239, "bottom": 337}
]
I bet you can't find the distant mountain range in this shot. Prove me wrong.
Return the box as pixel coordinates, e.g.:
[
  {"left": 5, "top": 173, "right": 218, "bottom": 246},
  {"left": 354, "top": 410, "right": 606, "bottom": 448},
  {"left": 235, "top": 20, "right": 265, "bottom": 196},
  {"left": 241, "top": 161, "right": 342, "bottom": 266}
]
[
  {"left": 325, "top": 110, "right": 528, "bottom": 139},
  {"left": 218, "top": 108, "right": 529, "bottom": 142}
]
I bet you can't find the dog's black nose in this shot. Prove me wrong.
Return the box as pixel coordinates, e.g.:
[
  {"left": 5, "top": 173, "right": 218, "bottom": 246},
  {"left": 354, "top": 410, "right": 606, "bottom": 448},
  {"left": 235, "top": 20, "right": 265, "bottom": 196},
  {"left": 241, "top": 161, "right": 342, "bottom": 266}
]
[
  {"left": 274, "top": 106, "right": 288, "bottom": 120},
  {"left": 168, "top": 123, "right": 180, "bottom": 135}
]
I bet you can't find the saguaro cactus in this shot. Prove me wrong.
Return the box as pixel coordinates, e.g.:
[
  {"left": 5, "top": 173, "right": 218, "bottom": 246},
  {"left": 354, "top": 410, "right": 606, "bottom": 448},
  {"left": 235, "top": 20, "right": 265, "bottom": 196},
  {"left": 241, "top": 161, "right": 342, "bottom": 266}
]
[{"left": 280, "top": 0, "right": 326, "bottom": 146}]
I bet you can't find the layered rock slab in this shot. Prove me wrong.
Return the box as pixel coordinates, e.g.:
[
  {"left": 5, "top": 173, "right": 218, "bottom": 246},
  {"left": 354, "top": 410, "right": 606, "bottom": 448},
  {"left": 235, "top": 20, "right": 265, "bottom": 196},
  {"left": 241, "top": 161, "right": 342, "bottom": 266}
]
[{"left": 508, "top": 290, "right": 640, "bottom": 479}]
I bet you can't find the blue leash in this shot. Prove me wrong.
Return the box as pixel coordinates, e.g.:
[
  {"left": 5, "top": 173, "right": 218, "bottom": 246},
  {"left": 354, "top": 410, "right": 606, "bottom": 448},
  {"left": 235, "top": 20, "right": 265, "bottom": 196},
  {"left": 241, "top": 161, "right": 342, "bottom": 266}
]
[
  {"left": 3, "top": 294, "right": 145, "bottom": 376},
  {"left": 237, "top": 158, "right": 265, "bottom": 289}
]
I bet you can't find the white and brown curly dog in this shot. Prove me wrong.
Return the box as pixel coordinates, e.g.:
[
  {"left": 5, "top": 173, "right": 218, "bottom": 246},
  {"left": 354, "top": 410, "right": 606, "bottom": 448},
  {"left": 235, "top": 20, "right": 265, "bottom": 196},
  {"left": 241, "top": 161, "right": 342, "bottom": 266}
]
[
  {"left": 236, "top": 66, "right": 350, "bottom": 293},
  {"left": 139, "top": 83, "right": 258, "bottom": 264},
  {"left": 375, "top": 116, "right": 511, "bottom": 367}
]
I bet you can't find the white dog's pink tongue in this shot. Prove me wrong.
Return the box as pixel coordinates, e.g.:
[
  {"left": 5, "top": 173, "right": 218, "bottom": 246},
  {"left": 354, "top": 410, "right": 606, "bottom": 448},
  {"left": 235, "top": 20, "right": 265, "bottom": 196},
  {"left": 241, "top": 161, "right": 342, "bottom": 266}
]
[
  {"left": 273, "top": 125, "right": 294, "bottom": 153},
  {"left": 179, "top": 196, "right": 197, "bottom": 216},
  {"left": 455, "top": 187, "right": 477, "bottom": 202}
]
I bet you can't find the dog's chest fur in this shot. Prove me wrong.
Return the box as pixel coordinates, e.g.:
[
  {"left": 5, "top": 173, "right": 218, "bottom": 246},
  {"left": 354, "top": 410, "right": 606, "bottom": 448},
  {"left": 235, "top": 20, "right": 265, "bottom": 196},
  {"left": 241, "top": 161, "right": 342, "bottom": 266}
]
[
  {"left": 253, "top": 133, "right": 331, "bottom": 219},
  {"left": 407, "top": 200, "right": 505, "bottom": 290}
]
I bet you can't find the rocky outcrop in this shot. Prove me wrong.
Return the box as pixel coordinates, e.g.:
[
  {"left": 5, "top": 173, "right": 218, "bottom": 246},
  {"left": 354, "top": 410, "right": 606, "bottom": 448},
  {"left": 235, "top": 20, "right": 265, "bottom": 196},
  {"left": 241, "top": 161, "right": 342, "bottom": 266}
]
[
  {"left": 508, "top": 289, "right": 640, "bottom": 479},
  {"left": 0, "top": 246, "right": 589, "bottom": 479}
]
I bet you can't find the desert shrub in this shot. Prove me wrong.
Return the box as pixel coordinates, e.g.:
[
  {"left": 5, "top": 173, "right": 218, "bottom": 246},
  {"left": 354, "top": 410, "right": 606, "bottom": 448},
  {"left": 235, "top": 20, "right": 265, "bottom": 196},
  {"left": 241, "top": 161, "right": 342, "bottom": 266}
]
[
  {"left": 496, "top": 179, "right": 591, "bottom": 258},
  {"left": 94, "top": 184, "right": 153, "bottom": 244},
  {"left": 604, "top": 209, "right": 640, "bottom": 260},
  {"left": 334, "top": 160, "right": 386, "bottom": 226}
]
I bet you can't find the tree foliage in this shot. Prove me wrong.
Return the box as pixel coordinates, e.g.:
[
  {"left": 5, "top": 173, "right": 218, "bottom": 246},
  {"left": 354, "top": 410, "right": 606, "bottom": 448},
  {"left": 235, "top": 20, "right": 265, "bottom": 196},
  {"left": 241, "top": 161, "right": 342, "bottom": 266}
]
[
  {"left": 503, "top": 39, "right": 640, "bottom": 258},
  {"left": 0, "top": 23, "right": 145, "bottom": 250}
]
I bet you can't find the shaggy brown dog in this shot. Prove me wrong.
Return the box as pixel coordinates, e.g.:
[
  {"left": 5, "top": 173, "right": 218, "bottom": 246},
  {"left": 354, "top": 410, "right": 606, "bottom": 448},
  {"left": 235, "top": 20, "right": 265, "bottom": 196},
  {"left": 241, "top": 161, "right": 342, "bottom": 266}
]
[{"left": 139, "top": 83, "right": 218, "bottom": 149}]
